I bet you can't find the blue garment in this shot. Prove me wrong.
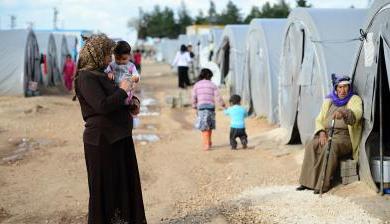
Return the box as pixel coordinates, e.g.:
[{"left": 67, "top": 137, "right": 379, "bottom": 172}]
[{"left": 224, "top": 105, "right": 248, "bottom": 129}]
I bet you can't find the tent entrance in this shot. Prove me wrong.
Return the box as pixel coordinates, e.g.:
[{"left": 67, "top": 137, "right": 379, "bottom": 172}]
[
  {"left": 221, "top": 41, "right": 230, "bottom": 83},
  {"left": 288, "top": 29, "right": 305, "bottom": 145},
  {"left": 367, "top": 38, "right": 390, "bottom": 190}
]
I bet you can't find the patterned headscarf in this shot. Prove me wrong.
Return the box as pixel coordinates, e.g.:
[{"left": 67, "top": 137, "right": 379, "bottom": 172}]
[
  {"left": 77, "top": 34, "right": 115, "bottom": 71},
  {"left": 73, "top": 34, "right": 115, "bottom": 101}
]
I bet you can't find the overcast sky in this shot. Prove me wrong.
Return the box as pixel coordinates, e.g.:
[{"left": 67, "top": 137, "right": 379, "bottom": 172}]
[{"left": 0, "top": 0, "right": 371, "bottom": 42}]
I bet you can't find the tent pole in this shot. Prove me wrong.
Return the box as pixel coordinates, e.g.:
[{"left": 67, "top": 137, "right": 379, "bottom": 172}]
[{"left": 379, "top": 40, "right": 384, "bottom": 195}]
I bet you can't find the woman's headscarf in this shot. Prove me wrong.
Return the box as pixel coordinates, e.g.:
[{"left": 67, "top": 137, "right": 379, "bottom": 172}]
[
  {"left": 326, "top": 73, "right": 354, "bottom": 107},
  {"left": 73, "top": 34, "right": 115, "bottom": 100},
  {"left": 77, "top": 34, "right": 115, "bottom": 71}
]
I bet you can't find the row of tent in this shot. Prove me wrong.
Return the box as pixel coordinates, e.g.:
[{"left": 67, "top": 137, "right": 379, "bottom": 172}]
[
  {"left": 0, "top": 29, "right": 78, "bottom": 96},
  {"left": 157, "top": 0, "right": 390, "bottom": 193}
]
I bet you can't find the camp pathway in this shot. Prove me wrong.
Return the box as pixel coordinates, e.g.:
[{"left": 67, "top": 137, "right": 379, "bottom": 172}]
[{"left": 0, "top": 61, "right": 389, "bottom": 223}]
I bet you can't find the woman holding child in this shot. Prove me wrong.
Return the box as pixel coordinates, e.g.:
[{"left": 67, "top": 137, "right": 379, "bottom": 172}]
[{"left": 74, "top": 34, "right": 147, "bottom": 224}]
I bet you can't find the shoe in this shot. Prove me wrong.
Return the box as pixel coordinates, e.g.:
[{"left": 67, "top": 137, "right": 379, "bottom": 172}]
[
  {"left": 242, "top": 144, "right": 247, "bottom": 149},
  {"left": 313, "top": 190, "right": 320, "bottom": 194},
  {"left": 296, "top": 185, "right": 307, "bottom": 191},
  {"left": 231, "top": 147, "right": 237, "bottom": 150}
]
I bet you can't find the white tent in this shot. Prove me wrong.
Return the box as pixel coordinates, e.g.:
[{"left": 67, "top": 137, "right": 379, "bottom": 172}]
[
  {"left": 0, "top": 29, "right": 41, "bottom": 96},
  {"left": 351, "top": 0, "right": 390, "bottom": 193},
  {"left": 243, "top": 19, "right": 286, "bottom": 124},
  {"left": 215, "top": 25, "right": 249, "bottom": 94},
  {"left": 35, "top": 31, "right": 62, "bottom": 87},
  {"left": 54, "top": 34, "right": 70, "bottom": 76},
  {"left": 279, "top": 8, "right": 367, "bottom": 144},
  {"left": 65, "top": 35, "right": 78, "bottom": 60},
  {"left": 199, "top": 28, "right": 224, "bottom": 86},
  {"left": 160, "top": 38, "right": 179, "bottom": 64}
]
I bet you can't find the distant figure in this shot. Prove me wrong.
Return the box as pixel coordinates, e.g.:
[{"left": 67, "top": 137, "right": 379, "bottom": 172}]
[
  {"left": 192, "top": 68, "right": 225, "bottom": 150},
  {"left": 105, "top": 41, "right": 140, "bottom": 106},
  {"left": 63, "top": 54, "right": 76, "bottom": 91},
  {"left": 172, "top": 44, "right": 191, "bottom": 89},
  {"left": 133, "top": 49, "right": 142, "bottom": 74},
  {"left": 187, "top": 44, "right": 196, "bottom": 83},
  {"left": 187, "top": 44, "right": 195, "bottom": 59}
]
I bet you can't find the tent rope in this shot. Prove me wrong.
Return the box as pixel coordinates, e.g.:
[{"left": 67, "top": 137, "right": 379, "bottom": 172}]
[{"left": 311, "top": 29, "right": 368, "bottom": 44}]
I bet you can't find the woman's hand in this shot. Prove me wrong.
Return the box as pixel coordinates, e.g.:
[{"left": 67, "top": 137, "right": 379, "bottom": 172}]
[
  {"left": 119, "top": 79, "right": 132, "bottom": 92},
  {"left": 107, "top": 72, "right": 115, "bottom": 80},
  {"left": 319, "top": 131, "right": 328, "bottom": 146},
  {"left": 333, "top": 109, "right": 346, "bottom": 120}
]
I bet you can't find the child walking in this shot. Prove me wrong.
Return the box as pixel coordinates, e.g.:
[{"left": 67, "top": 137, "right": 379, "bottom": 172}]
[
  {"left": 192, "top": 68, "right": 225, "bottom": 150},
  {"left": 224, "top": 94, "right": 248, "bottom": 149}
]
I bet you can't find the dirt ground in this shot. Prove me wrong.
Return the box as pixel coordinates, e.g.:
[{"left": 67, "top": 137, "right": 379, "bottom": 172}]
[{"left": 0, "top": 61, "right": 390, "bottom": 224}]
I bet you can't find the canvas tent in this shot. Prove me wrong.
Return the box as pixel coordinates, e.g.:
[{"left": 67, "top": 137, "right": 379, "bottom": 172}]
[
  {"left": 351, "top": 0, "right": 390, "bottom": 193},
  {"left": 278, "top": 8, "right": 367, "bottom": 145},
  {"left": 159, "top": 38, "right": 179, "bottom": 64},
  {"left": 199, "top": 28, "right": 223, "bottom": 86},
  {"left": 65, "top": 35, "right": 78, "bottom": 60},
  {"left": 54, "top": 34, "right": 70, "bottom": 77},
  {"left": 242, "top": 19, "right": 286, "bottom": 123},
  {"left": 35, "top": 32, "right": 62, "bottom": 87},
  {"left": 0, "top": 29, "right": 41, "bottom": 96},
  {"left": 214, "top": 25, "right": 249, "bottom": 94}
]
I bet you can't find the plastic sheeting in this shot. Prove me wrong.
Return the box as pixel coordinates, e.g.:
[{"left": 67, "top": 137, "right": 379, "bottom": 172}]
[
  {"left": 0, "top": 29, "right": 41, "bottom": 96},
  {"left": 36, "top": 32, "right": 62, "bottom": 87},
  {"left": 351, "top": 0, "right": 390, "bottom": 192},
  {"left": 279, "top": 8, "right": 367, "bottom": 144},
  {"left": 243, "top": 19, "right": 286, "bottom": 124},
  {"left": 199, "top": 28, "right": 223, "bottom": 86},
  {"left": 214, "top": 25, "right": 249, "bottom": 94}
]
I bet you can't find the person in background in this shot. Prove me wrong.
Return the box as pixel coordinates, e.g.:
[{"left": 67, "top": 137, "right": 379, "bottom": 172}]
[
  {"left": 187, "top": 44, "right": 196, "bottom": 83},
  {"left": 133, "top": 49, "right": 142, "bottom": 74},
  {"left": 224, "top": 94, "right": 248, "bottom": 150},
  {"left": 63, "top": 54, "right": 76, "bottom": 91},
  {"left": 172, "top": 44, "right": 191, "bottom": 89},
  {"left": 192, "top": 68, "right": 225, "bottom": 151}
]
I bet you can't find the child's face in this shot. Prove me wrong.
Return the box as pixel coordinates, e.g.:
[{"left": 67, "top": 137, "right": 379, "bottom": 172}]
[{"left": 115, "top": 54, "right": 130, "bottom": 65}]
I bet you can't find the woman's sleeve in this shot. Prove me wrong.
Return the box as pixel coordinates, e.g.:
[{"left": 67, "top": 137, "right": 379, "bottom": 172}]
[
  {"left": 171, "top": 52, "right": 179, "bottom": 67},
  {"left": 78, "top": 74, "right": 128, "bottom": 114},
  {"left": 345, "top": 95, "right": 363, "bottom": 125},
  {"left": 186, "top": 52, "right": 192, "bottom": 62},
  {"left": 314, "top": 100, "right": 329, "bottom": 135}
]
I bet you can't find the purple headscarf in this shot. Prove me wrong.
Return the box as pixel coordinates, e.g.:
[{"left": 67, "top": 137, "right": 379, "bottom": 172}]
[{"left": 326, "top": 73, "right": 354, "bottom": 107}]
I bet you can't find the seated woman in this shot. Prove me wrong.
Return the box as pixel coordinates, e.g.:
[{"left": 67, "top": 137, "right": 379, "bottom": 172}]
[{"left": 296, "top": 74, "right": 363, "bottom": 194}]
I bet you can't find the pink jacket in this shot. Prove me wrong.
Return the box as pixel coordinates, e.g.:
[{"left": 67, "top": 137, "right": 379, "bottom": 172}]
[{"left": 192, "top": 80, "right": 225, "bottom": 108}]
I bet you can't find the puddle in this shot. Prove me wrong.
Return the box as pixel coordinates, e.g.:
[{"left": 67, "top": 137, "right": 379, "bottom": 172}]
[
  {"left": 0, "top": 137, "right": 63, "bottom": 164},
  {"left": 133, "top": 134, "right": 160, "bottom": 143},
  {"left": 141, "top": 98, "right": 157, "bottom": 106},
  {"left": 139, "top": 106, "right": 160, "bottom": 117}
]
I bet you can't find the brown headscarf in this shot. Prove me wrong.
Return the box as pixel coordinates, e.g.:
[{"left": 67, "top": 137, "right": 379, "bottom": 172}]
[
  {"left": 77, "top": 34, "right": 115, "bottom": 71},
  {"left": 73, "top": 34, "right": 115, "bottom": 100}
]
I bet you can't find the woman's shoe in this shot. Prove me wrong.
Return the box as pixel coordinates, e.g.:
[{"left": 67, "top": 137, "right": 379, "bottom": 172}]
[{"left": 296, "top": 185, "right": 308, "bottom": 191}]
